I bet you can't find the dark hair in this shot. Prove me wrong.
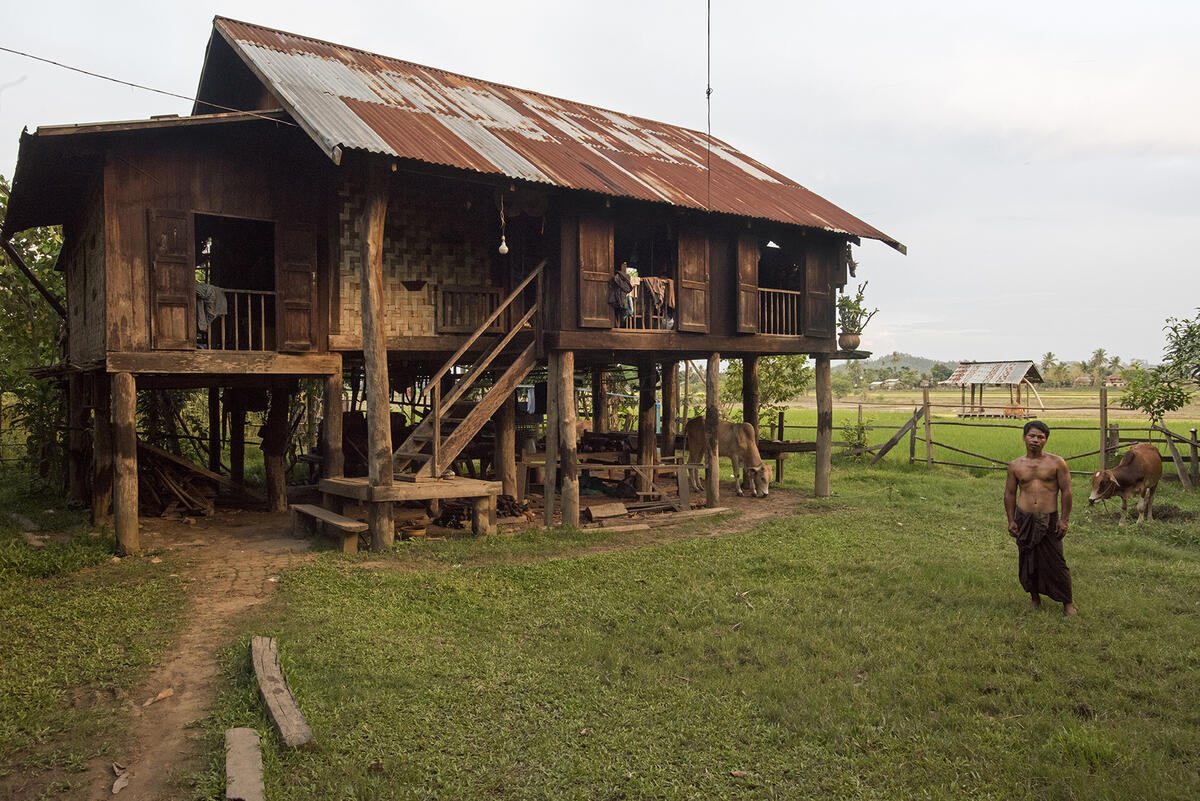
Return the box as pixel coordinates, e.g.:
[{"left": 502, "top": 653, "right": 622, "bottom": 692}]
[{"left": 1023, "top": 420, "right": 1050, "bottom": 437}]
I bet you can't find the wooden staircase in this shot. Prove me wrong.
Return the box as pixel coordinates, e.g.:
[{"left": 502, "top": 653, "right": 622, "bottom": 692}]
[{"left": 393, "top": 261, "right": 544, "bottom": 480}]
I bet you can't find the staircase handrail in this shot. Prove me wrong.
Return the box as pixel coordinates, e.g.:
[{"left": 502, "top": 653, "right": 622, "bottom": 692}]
[{"left": 424, "top": 259, "right": 545, "bottom": 399}]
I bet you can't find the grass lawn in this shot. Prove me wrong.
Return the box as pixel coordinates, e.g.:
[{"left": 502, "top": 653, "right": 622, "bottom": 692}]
[
  {"left": 0, "top": 475, "right": 185, "bottom": 798},
  {"left": 196, "top": 460, "right": 1200, "bottom": 800}
]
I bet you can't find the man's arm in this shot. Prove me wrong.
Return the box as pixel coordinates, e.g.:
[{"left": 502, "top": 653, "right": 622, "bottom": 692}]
[
  {"left": 1056, "top": 456, "right": 1072, "bottom": 534},
  {"left": 1004, "top": 463, "right": 1019, "bottom": 536}
]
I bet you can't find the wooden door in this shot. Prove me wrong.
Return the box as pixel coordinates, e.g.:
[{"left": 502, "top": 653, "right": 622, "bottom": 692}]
[
  {"left": 276, "top": 224, "right": 317, "bottom": 352},
  {"left": 736, "top": 233, "right": 759, "bottom": 333},
  {"left": 148, "top": 210, "right": 195, "bottom": 350},
  {"left": 676, "top": 226, "right": 708, "bottom": 333},
  {"left": 578, "top": 213, "right": 613, "bottom": 329},
  {"left": 804, "top": 248, "right": 834, "bottom": 337}
]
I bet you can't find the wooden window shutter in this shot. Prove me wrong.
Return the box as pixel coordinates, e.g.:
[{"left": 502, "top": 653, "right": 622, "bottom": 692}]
[
  {"left": 148, "top": 210, "right": 195, "bottom": 350},
  {"left": 676, "top": 226, "right": 709, "bottom": 333},
  {"left": 736, "top": 233, "right": 759, "bottom": 333},
  {"left": 577, "top": 213, "right": 614, "bottom": 329},
  {"left": 276, "top": 225, "right": 317, "bottom": 352},
  {"left": 804, "top": 249, "right": 834, "bottom": 337}
]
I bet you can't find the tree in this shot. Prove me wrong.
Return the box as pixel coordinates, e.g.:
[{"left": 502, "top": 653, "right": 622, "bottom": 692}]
[
  {"left": 1040, "top": 352, "right": 1057, "bottom": 374},
  {"left": 0, "top": 176, "right": 66, "bottom": 475},
  {"left": 721, "top": 356, "right": 813, "bottom": 428},
  {"left": 929, "top": 362, "right": 953, "bottom": 383},
  {"left": 1120, "top": 308, "right": 1199, "bottom": 423}
]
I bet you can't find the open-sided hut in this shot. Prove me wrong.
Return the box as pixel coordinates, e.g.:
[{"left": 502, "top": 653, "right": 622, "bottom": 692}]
[
  {"left": 944, "top": 360, "right": 1044, "bottom": 418},
  {"left": 0, "top": 17, "right": 904, "bottom": 552}
]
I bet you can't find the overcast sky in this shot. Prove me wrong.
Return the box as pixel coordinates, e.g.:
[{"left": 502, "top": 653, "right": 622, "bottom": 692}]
[{"left": 2, "top": 1, "right": 1197, "bottom": 364}]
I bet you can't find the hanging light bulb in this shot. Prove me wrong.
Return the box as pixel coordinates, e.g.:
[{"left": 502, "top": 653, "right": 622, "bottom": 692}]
[{"left": 497, "top": 193, "right": 509, "bottom": 254}]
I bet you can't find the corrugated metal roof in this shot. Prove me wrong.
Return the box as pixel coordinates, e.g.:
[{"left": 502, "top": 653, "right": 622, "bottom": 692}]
[
  {"left": 944, "top": 361, "right": 1043, "bottom": 386},
  {"left": 207, "top": 17, "right": 904, "bottom": 251}
]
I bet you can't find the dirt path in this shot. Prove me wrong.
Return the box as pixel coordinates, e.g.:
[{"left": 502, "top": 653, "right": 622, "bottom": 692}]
[
  {"left": 84, "top": 482, "right": 806, "bottom": 799},
  {"left": 87, "top": 512, "right": 313, "bottom": 801}
]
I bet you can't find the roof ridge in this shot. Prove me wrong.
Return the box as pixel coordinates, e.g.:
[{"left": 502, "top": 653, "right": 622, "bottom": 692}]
[{"left": 212, "top": 16, "right": 733, "bottom": 150}]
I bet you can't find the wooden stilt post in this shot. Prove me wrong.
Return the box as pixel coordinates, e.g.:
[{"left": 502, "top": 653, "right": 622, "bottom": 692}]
[
  {"left": 92, "top": 372, "right": 113, "bottom": 526},
  {"left": 742, "top": 356, "right": 759, "bottom": 437},
  {"left": 322, "top": 370, "right": 344, "bottom": 479},
  {"left": 67, "top": 373, "right": 88, "bottom": 507},
  {"left": 229, "top": 401, "right": 246, "bottom": 486},
  {"left": 683, "top": 360, "right": 691, "bottom": 421},
  {"left": 661, "top": 360, "right": 678, "bottom": 459},
  {"left": 591, "top": 367, "right": 608, "bottom": 434},
  {"left": 815, "top": 355, "right": 832, "bottom": 497},
  {"left": 544, "top": 351, "right": 560, "bottom": 526},
  {"left": 1099, "top": 386, "right": 1109, "bottom": 470},
  {"left": 923, "top": 386, "right": 933, "bottom": 469},
  {"left": 705, "top": 353, "right": 720, "bottom": 506},
  {"left": 1190, "top": 428, "right": 1199, "bottom": 486},
  {"left": 361, "top": 168, "right": 394, "bottom": 550},
  {"left": 558, "top": 350, "right": 579, "bottom": 527},
  {"left": 262, "top": 387, "right": 290, "bottom": 513},
  {"left": 208, "top": 387, "right": 222, "bottom": 474},
  {"left": 496, "top": 392, "right": 517, "bottom": 497},
  {"left": 638, "top": 361, "right": 657, "bottom": 490},
  {"left": 112, "top": 371, "right": 139, "bottom": 555}
]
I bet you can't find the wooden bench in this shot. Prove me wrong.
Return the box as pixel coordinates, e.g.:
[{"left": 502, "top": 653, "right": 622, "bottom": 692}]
[
  {"left": 318, "top": 476, "right": 500, "bottom": 535},
  {"left": 290, "top": 503, "right": 368, "bottom": 553}
]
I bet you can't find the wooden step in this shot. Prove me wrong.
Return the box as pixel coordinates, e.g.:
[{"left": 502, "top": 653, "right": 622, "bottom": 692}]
[{"left": 393, "top": 450, "right": 430, "bottom": 460}]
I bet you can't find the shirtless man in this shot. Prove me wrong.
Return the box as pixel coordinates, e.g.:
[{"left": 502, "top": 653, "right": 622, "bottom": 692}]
[{"left": 1004, "top": 420, "right": 1076, "bottom": 615}]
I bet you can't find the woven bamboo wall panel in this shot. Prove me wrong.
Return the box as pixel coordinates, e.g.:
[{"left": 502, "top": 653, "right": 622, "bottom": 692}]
[{"left": 338, "top": 178, "right": 494, "bottom": 339}]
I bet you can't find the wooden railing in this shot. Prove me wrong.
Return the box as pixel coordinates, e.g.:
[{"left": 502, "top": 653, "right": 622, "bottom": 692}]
[
  {"left": 205, "top": 288, "right": 275, "bottom": 351},
  {"left": 421, "top": 261, "right": 544, "bottom": 476},
  {"left": 614, "top": 278, "right": 675, "bottom": 331},
  {"left": 759, "top": 287, "right": 803, "bottom": 335},
  {"left": 436, "top": 286, "right": 504, "bottom": 333}
]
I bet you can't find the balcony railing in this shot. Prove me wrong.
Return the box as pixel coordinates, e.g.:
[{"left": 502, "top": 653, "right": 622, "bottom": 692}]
[
  {"left": 204, "top": 288, "right": 275, "bottom": 351},
  {"left": 436, "top": 286, "right": 504, "bottom": 333},
  {"left": 614, "top": 278, "right": 675, "bottom": 331},
  {"left": 759, "top": 287, "right": 803, "bottom": 335}
]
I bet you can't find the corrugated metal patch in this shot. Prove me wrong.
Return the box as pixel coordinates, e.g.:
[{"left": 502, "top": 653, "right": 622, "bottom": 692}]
[
  {"left": 945, "top": 362, "right": 1043, "bottom": 386},
  {"left": 212, "top": 17, "right": 902, "bottom": 248}
]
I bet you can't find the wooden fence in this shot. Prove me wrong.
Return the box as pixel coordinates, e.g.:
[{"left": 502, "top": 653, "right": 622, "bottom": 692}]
[{"left": 772, "top": 387, "right": 1199, "bottom": 490}]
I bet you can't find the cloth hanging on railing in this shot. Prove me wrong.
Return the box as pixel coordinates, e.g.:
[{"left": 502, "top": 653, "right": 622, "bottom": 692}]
[
  {"left": 639, "top": 276, "right": 675, "bottom": 315},
  {"left": 608, "top": 270, "right": 634, "bottom": 319},
  {"left": 194, "top": 283, "right": 228, "bottom": 332}
]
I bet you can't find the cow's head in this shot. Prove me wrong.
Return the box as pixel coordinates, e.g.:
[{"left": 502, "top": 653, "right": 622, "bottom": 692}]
[
  {"left": 749, "top": 463, "right": 773, "bottom": 497},
  {"left": 1089, "top": 470, "right": 1118, "bottom": 504}
]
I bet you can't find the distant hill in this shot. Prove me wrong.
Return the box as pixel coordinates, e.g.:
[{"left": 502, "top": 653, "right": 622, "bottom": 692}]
[{"left": 833, "top": 352, "right": 957, "bottom": 375}]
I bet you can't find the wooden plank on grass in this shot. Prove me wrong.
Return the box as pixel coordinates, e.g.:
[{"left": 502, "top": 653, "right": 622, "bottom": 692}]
[
  {"left": 586, "top": 503, "right": 628, "bottom": 521},
  {"left": 250, "top": 636, "right": 314, "bottom": 749},
  {"left": 224, "top": 728, "right": 265, "bottom": 801}
]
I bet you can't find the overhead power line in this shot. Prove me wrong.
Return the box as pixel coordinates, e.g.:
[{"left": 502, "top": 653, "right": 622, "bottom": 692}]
[{"left": 0, "top": 45, "right": 296, "bottom": 127}]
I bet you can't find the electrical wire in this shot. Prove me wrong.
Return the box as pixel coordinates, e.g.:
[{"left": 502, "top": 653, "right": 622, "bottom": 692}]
[{"left": 0, "top": 45, "right": 297, "bottom": 127}]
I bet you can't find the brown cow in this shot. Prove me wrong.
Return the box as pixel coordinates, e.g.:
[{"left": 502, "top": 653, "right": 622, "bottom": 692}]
[
  {"left": 683, "top": 417, "right": 772, "bottom": 497},
  {"left": 1088, "top": 443, "right": 1163, "bottom": 524}
]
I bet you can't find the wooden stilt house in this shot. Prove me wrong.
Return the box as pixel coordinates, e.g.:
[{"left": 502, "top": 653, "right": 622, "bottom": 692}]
[{"left": 0, "top": 17, "right": 904, "bottom": 552}]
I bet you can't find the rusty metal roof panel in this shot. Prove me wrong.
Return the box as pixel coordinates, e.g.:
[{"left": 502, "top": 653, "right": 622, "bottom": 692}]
[
  {"left": 945, "top": 361, "right": 1043, "bottom": 386},
  {"left": 210, "top": 17, "right": 903, "bottom": 249}
]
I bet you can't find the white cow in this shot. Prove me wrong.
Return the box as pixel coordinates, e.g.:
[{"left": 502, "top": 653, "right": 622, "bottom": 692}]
[{"left": 683, "top": 417, "right": 772, "bottom": 497}]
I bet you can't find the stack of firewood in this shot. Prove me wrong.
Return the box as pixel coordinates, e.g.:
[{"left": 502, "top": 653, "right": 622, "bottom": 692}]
[{"left": 433, "top": 500, "right": 473, "bottom": 529}]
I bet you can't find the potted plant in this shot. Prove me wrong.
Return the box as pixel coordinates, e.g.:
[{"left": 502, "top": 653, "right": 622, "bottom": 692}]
[{"left": 836, "top": 281, "right": 878, "bottom": 351}]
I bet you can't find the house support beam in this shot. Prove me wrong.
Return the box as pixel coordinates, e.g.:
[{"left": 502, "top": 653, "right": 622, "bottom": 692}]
[
  {"left": 92, "top": 372, "right": 113, "bottom": 526},
  {"left": 322, "top": 370, "right": 345, "bottom": 479},
  {"left": 208, "top": 388, "right": 222, "bottom": 474},
  {"left": 591, "top": 367, "right": 608, "bottom": 434},
  {"left": 261, "top": 387, "right": 291, "bottom": 513},
  {"left": 361, "top": 169, "right": 394, "bottom": 549},
  {"left": 638, "top": 361, "right": 657, "bottom": 490},
  {"left": 742, "top": 356, "right": 759, "bottom": 436},
  {"left": 229, "top": 400, "right": 246, "bottom": 486},
  {"left": 67, "top": 373, "right": 88, "bottom": 507},
  {"left": 543, "top": 351, "right": 560, "bottom": 526},
  {"left": 705, "top": 353, "right": 720, "bottom": 507},
  {"left": 660, "top": 360, "right": 678, "bottom": 459},
  {"left": 815, "top": 355, "right": 832, "bottom": 497},
  {"left": 557, "top": 350, "right": 579, "bottom": 527},
  {"left": 495, "top": 393, "right": 517, "bottom": 497},
  {"left": 112, "top": 371, "right": 139, "bottom": 555}
]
